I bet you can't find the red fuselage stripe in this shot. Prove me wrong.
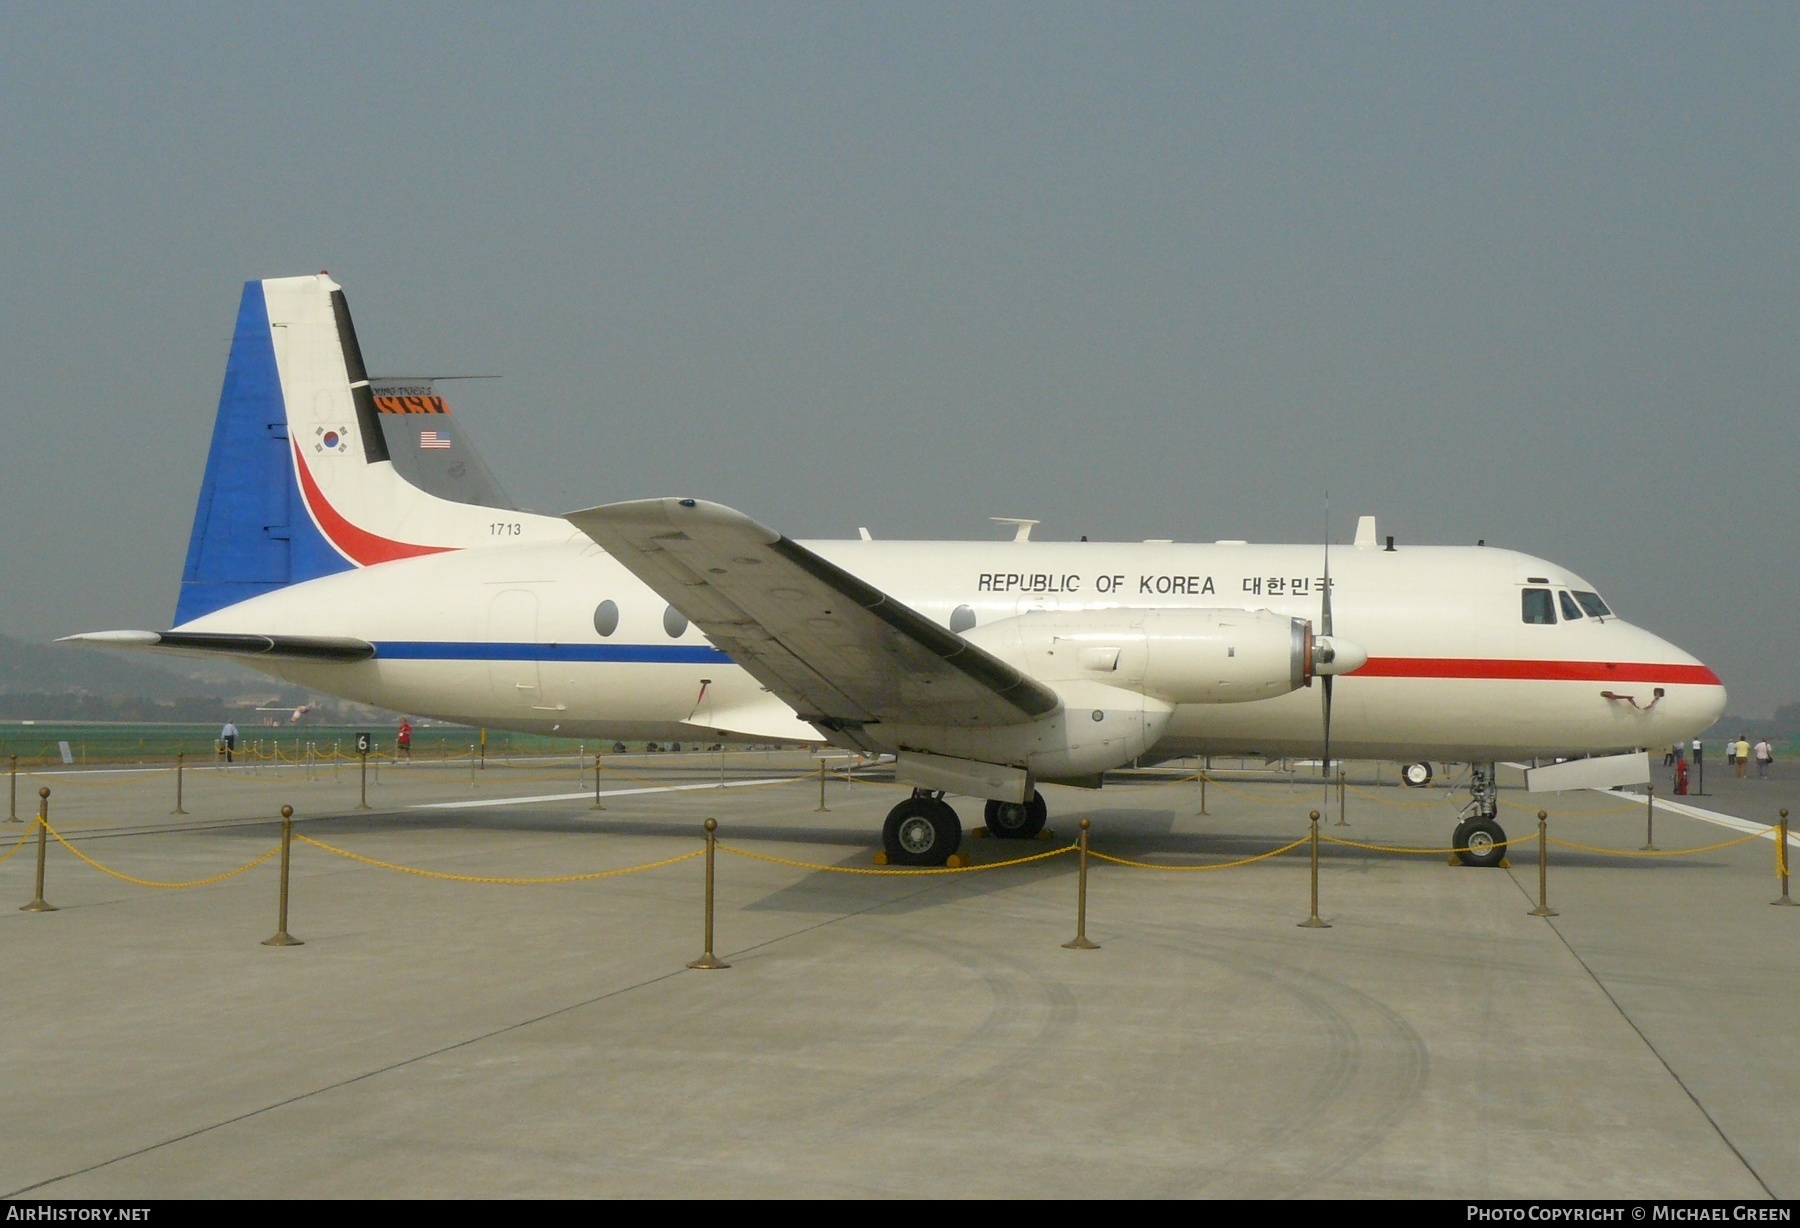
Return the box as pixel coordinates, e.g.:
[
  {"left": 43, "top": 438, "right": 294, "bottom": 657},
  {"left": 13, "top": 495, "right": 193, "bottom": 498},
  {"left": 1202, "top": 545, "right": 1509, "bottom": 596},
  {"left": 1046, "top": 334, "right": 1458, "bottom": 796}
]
[
  {"left": 1351, "top": 658, "right": 1721, "bottom": 686},
  {"left": 292, "top": 443, "right": 454, "bottom": 567}
]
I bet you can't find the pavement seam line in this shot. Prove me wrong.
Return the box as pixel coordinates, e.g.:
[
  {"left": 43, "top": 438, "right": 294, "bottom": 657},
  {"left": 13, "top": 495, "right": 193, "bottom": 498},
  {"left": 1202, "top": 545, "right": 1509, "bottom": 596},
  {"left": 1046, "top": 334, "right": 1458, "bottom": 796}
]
[{"left": 1501, "top": 863, "right": 1776, "bottom": 1199}]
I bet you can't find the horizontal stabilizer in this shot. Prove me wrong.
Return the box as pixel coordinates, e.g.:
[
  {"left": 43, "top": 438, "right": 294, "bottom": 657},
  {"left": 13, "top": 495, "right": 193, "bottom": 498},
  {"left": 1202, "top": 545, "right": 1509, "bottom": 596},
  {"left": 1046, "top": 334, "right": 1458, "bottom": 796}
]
[{"left": 61, "top": 630, "right": 375, "bottom": 663}]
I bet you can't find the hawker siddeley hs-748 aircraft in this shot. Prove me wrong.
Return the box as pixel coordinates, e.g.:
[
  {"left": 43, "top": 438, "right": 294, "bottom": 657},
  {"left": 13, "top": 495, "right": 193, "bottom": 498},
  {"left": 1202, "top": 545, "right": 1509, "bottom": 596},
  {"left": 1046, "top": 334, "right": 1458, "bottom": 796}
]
[{"left": 68, "top": 275, "right": 1727, "bottom": 867}]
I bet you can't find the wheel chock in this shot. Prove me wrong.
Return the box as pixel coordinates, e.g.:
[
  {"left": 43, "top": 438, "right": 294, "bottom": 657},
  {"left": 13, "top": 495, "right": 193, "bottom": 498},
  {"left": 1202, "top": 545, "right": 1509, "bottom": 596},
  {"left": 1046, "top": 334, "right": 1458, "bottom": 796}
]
[
  {"left": 1035, "top": 829, "right": 1056, "bottom": 841},
  {"left": 945, "top": 853, "right": 968, "bottom": 868},
  {"left": 1447, "top": 854, "right": 1460, "bottom": 866},
  {"left": 972, "top": 827, "right": 990, "bottom": 838},
  {"left": 872, "top": 850, "right": 888, "bottom": 866},
  {"left": 1498, "top": 857, "right": 1511, "bottom": 869}
]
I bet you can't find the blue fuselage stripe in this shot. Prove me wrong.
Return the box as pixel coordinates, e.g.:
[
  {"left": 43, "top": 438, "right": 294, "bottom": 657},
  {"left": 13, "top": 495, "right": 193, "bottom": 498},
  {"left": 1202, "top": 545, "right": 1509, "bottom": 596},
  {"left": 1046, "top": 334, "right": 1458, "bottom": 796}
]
[{"left": 372, "top": 641, "right": 733, "bottom": 665}]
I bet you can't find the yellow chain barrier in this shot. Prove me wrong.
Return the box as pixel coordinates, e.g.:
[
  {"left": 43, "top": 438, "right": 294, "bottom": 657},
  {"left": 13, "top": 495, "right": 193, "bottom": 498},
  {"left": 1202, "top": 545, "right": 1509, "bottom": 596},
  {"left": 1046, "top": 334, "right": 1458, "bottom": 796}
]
[
  {"left": 1088, "top": 834, "right": 1310, "bottom": 870},
  {"left": 0, "top": 824, "right": 35, "bottom": 866},
  {"left": 1545, "top": 828, "right": 1775, "bottom": 859},
  {"left": 293, "top": 832, "right": 703, "bottom": 884},
  {"left": 44, "top": 823, "right": 280, "bottom": 888},
  {"left": 717, "top": 841, "right": 1076, "bottom": 876},
  {"left": 1318, "top": 830, "right": 1538, "bottom": 856}
]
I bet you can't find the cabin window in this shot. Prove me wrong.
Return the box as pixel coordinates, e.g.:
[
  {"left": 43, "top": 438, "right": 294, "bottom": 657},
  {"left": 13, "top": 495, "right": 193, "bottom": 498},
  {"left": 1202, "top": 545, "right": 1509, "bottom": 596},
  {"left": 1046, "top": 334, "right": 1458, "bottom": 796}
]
[
  {"left": 663, "top": 605, "right": 689, "bottom": 638},
  {"left": 1573, "top": 590, "right": 1612, "bottom": 618},
  {"left": 1521, "top": 588, "right": 1556, "bottom": 625},
  {"left": 1558, "top": 591, "right": 1583, "bottom": 622},
  {"left": 949, "top": 604, "right": 977, "bottom": 634},
  {"left": 593, "top": 600, "right": 619, "bottom": 637}
]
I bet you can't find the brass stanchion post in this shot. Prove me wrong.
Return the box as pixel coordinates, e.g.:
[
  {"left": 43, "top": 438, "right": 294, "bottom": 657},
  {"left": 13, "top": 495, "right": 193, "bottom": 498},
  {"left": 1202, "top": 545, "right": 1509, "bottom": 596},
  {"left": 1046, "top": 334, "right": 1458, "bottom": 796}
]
[
  {"left": 1063, "top": 818, "right": 1100, "bottom": 949},
  {"left": 1529, "top": 809, "right": 1558, "bottom": 917},
  {"left": 591, "top": 759, "right": 604, "bottom": 811},
  {"left": 1198, "top": 771, "right": 1208, "bottom": 816},
  {"left": 1298, "top": 809, "right": 1330, "bottom": 928},
  {"left": 688, "top": 818, "right": 729, "bottom": 969},
  {"left": 357, "top": 751, "right": 370, "bottom": 810},
  {"left": 1641, "top": 784, "right": 1658, "bottom": 851},
  {"left": 479, "top": 727, "right": 486, "bottom": 770},
  {"left": 1336, "top": 765, "right": 1348, "bottom": 825},
  {"left": 172, "top": 751, "right": 187, "bottom": 815},
  {"left": 262, "top": 805, "right": 303, "bottom": 946},
  {"left": 816, "top": 760, "right": 829, "bottom": 813},
  {"left": 470, "top": 745, "right": 477, "bottom": 789},
  {"left": 20, "top": 788, "right": 56, "bottom": 912},
  {"left": 1773, "top": 809, "right": 1796, "bottom": 908},
  {"left": 8, "top": 753, "right": 18, "bottom": 821}
]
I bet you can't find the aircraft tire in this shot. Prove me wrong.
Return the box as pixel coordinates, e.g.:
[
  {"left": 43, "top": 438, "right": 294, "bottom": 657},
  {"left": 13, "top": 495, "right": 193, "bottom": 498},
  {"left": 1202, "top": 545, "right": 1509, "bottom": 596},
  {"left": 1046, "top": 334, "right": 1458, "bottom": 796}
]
[
  {"left": 1453, "top": 818, "right": 1507, "bottom": 868},
  {"left": 983, "top": 791, "right": 1047, "bottom": 839},
  {"left": 883, "top": 798, "right": 963, "bottom": 866}
]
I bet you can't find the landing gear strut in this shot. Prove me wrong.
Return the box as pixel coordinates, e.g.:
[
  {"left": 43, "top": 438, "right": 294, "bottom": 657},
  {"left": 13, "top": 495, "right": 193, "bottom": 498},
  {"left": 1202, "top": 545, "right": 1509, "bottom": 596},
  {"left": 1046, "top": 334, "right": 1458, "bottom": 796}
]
[
  {"left": 1452, "top": 762, "right": 1507, "bottom": 868},
  {"left": 983, "top": 791, "right": 1047, "bottom": 839},
  {"left": 882, "top": 790, "right": 963, "bottom": 866}
]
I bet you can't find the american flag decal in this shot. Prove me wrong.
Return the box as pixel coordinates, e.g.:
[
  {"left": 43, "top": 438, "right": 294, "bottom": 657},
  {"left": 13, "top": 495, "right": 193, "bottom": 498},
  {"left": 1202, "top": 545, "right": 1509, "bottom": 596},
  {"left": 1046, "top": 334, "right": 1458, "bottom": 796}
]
[{"left": 419, "top": 430, "right": 452, "bottom": 449}]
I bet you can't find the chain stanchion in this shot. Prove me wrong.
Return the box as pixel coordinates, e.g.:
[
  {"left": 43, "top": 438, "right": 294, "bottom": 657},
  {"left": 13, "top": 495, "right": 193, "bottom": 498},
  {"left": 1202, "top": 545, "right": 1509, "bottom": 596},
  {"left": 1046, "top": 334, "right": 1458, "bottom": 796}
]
[
  {"left": 172, "top": 751, "right": 188, "bottom": 815},
  {"left": 1298, "top": 809, "right": 1330, "bottom": 928},
  {"left": 470, "top": 745, "right": 477, "bottom": 790},
  {"left": 262, "top": 805, "right": 303, "bottom": 946},
  {"left": 1063, "top": 818, "right": 1099, "bottom": 949},
  {"left": 1528, "top": 809, "right": 1558, "bottom": 917},
  {"left": 591, "top": 758, "right": 605, "bottom": 811},
  {"left": 1198, "top": 771, "right": 1209, "bottom": 815},
  {"left": 1641, "top": 784, "right": 1658, "bottom": 852},
  {"left": 20, "top": 788, "right": 56, "bottom": 913},
  {"left": 688, "top": 818, "right": 729, "bottom": 969},
  {"left": 1774, "top": 809, "right": 1796, "bottom": 908},
  {"left": 357, "top": 750, "right": 371, "bottom": 810},
  {"left": 1336, "top": 765, "right": 1349, "bottom": 826},
  {"left": 8, "top": 753, "right": 19, "bottom": 821},
  {"left": 816, "top": 760, "right": 829, "bottom": 813}
]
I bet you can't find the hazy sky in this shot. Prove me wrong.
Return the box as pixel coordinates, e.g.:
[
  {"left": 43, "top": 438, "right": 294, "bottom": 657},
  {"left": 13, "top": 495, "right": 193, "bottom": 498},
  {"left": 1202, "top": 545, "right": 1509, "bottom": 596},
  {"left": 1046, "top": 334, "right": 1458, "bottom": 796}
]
[{"left": 2, "top": 4, "right": 1795, "bottom": 714}]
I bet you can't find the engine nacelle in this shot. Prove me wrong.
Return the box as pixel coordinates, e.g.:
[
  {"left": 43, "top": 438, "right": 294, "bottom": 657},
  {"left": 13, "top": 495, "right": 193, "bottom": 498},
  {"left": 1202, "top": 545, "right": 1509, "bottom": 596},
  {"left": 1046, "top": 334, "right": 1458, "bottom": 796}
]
[
  {"left": 962, "top": 607, "right": 1313, "bottom": 706},
  {"left": 885, "top": 680, "right": 1175, "bottom": 791}
]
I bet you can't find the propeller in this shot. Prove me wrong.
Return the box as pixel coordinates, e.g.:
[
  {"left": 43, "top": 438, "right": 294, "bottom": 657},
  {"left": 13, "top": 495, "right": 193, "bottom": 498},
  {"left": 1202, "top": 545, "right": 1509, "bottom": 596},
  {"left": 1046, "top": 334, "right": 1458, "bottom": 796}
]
[
  {"left": 1320, "top": 507, "right": 1333, "bottom": 779},
  {"left": 1312, "top": 503, "right": 1368, "bottom": 778}
]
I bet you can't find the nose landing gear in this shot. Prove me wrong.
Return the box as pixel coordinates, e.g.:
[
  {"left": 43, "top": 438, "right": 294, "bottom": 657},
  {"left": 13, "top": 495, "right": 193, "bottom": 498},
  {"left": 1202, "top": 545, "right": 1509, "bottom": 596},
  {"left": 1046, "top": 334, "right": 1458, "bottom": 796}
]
[
  {"left": 1452, "top": 763, "right": 1507, "bottom": 867},
  {"left": 882, "top": 790, "right": 963, "bottom": 866}
]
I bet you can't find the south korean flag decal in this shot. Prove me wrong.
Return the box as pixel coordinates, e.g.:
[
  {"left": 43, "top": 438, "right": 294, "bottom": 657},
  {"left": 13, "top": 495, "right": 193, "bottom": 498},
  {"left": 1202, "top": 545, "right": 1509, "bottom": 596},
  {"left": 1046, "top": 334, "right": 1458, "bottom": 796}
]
[{"left": 314, "top": 425, "right": 352, "bottom": 454}]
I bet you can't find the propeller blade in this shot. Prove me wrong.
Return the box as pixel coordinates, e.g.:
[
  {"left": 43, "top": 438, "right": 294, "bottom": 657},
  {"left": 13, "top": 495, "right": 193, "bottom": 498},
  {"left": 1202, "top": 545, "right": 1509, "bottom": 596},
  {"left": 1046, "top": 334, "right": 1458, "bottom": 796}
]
[
  {"left": 1320, "top": 499, "right": 1333, "bottom": 777},
  {"left": 1322, "top": 673, "right": 1333, "bottom": 778}
]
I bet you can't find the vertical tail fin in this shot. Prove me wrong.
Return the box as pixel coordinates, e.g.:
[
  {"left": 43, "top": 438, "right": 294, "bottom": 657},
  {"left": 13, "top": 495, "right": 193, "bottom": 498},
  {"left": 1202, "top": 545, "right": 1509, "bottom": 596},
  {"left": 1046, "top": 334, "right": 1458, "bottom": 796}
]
[
  {"left": 175, "top": 279, "right": 356, "bottom": 625},
  {"left": 175, "top": 275, "right": 563, "bottom": 628}
]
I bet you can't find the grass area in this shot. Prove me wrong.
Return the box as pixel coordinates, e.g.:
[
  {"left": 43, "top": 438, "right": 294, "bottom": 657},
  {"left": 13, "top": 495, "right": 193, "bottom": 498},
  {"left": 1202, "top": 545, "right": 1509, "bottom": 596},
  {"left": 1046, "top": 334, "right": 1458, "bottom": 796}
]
[{"left": 0, "top": 722, "right": 667, "bottom": 766}]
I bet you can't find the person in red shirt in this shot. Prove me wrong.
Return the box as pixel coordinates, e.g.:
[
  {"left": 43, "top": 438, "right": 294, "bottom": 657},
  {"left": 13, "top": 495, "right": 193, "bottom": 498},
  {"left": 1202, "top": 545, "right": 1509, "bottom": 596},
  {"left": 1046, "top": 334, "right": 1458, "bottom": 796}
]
[{"left": 397, "top": 718, "right": 413, "bottom": 762}]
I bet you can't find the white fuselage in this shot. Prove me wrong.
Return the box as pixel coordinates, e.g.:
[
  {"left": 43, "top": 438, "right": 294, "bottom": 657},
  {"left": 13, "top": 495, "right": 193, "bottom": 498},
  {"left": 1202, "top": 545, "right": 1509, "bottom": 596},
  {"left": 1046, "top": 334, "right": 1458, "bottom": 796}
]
[{"left": 182, "top": 524, "right": 1725, "bottom": 764}]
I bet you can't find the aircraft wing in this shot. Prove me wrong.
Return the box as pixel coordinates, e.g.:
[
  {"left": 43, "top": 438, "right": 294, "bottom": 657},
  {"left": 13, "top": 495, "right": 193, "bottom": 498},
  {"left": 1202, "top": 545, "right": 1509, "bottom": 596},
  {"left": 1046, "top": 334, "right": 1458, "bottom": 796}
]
[{"left": 565, "top": 498, "right": 1059, "bottom": 736}]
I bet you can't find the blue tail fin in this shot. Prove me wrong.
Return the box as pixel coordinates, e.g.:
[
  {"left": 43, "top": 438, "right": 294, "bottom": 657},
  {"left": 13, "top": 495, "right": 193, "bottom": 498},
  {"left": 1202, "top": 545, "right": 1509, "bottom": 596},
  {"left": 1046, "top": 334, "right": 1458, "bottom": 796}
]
[{"left": 174, "top": 281, "right": 353, "bottom": 625}]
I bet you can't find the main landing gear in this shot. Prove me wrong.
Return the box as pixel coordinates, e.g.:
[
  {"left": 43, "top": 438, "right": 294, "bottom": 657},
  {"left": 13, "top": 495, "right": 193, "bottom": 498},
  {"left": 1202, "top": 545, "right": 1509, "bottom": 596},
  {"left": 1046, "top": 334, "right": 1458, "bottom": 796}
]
[
  {"left": 984, "top": 791, "right": 1047, "bottom": 840},
  {"left": 882, "top": 790, "right": 963, "bottom": 866},
  {"left": 1452, "top": 762, "right": 1507, "bottom": 868}
]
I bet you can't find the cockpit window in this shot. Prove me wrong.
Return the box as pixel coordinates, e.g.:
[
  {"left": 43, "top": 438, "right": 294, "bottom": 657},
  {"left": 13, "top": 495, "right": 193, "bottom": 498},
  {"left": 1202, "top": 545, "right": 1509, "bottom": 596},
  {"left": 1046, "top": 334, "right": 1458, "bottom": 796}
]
[
  {"left": 1521, "top": 588, "right": 1556, "bottom": 625},
  {"left": 1573, "top": 590, "right": 1612, "bottom": 618},
  {"left": 1558, "top": 591, "right": 1582, "bottom": 621}
]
